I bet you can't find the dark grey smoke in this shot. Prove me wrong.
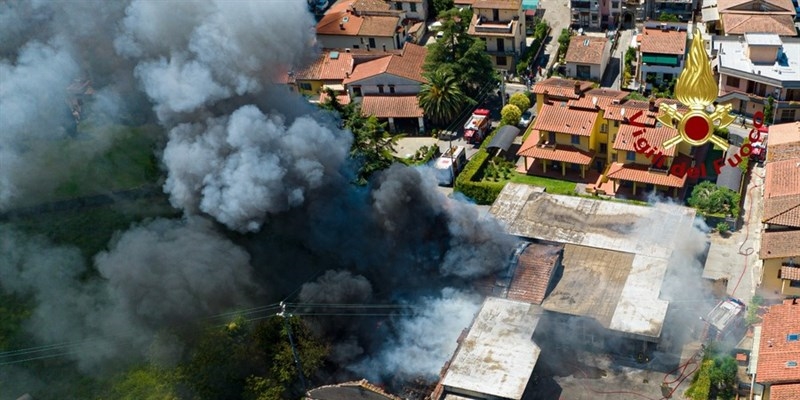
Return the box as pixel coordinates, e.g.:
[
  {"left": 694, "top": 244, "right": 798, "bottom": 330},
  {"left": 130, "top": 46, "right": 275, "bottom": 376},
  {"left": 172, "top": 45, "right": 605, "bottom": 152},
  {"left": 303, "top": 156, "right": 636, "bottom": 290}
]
[{"left": 1, "top": 0, "right": 517, "bottom": 392}]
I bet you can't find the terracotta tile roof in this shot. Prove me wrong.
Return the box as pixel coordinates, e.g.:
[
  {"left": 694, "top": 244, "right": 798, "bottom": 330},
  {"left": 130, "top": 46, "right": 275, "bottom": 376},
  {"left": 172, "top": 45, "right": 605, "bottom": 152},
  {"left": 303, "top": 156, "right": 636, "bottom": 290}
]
[
  {"left": 517, "top": 141, "right": 595, "bottom": 165},
  {"left": 319, "top": 91, "right": 352, "bottom": 105},
  {"left": 770, "top": 384, "right": 800, "bottom": 400},
  {"left": 760, "top": 230, "right": 800, "bottom": 259},
  {"left": 720, "top": 14, "right": 797, "bottom": 36},
  {"left": 359, "top": 15, "right": 400, "bottom": 37},
  {"left": 344, "top": 44, "right": 427, "bottom": 84},
  {"left": 294, "top": 51, "right": 354, "bottom": 81},
  {"left": 781, "top": 265, "right": 800, "bottom": 281},
  {"left": 567, "top": 88, "right": 627, "bottom": 111},
  {"left": 614, "top": 123, "right": 679, "bottom": 157},
  {"left": 717, "top": 0, "right": 795, "bottom": 11},
  {"left": 507, "top": 243, "right": 563, "bottom": 305},
  {"left": 565, "top": 36, "right": 609, "bottom": 65},
  {"left": 763, "top": 195, "right": 800, "bottom": 228},
  {"left": 531, "top": 103, "right": 598, "bottom": 137},
  {"left": 756, "top": 300, "right": 800, "bottom": 384},
  {"left": 317, "top": 1, "right": 364, "bottom": 36},
  {"left": 360, "top": 95, "right": 423, "bottom": 118},
  {"left": 606, "top": 158, "right": 689, "bottom": 188},
  {"left": 352, "top": 0, "right": 391, "bottom": 12},
  {"left": 765, "top": 159, "right": 800, "bottom": 199},
  {"left": 767, "top": 121, "right": 800, "bottom": 163},
  {"left": 603, "top": 99, "right": 684, "bottom": 124},
  {"left": 640, "top": 26, "right": 687, "bottom": 55},
  {"left": 532, "top": 77, "right": 594, "bottom": 99},
  {"left": 473, "top": 0, "right": 523, "bottom": 9}
]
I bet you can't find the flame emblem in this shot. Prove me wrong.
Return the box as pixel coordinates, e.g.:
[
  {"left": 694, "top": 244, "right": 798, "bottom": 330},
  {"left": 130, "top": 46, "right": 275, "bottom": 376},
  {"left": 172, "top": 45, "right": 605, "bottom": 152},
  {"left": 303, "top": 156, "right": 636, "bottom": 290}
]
[{"left": 657, "top": 28, "right": 734, "bottom": 150}]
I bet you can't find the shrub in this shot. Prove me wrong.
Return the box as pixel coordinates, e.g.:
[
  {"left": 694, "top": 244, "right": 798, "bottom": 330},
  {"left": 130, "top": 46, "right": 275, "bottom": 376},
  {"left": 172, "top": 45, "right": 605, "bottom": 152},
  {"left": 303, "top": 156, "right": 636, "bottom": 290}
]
[
  {"left": 501, "top": 104, "right": 522, "bottom": 126},
  {"left": 745, "top": 295, "right": 763, "bottom": 325},
  {"left": 685, "top": 359, "right": 713, "bottom": 400},
  {"left": 509, "top": 92, "right": 531, "bottom": 112},
  {"left": 716, "top": 222, "right": 729, "bottom": 234},
  {"left": 454, "top": 128, "right": 509, "bottom": 204}
]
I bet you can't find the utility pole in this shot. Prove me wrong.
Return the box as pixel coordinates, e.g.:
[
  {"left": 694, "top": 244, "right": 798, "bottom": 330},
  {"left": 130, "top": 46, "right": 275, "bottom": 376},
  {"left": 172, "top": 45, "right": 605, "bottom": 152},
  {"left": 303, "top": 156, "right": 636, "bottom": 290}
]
[
  {"left": 279, "top": 302, "right": 308, "bottom": 391},
  {"left": 500, "top": 71, "right": 506, "bottom": 108}
]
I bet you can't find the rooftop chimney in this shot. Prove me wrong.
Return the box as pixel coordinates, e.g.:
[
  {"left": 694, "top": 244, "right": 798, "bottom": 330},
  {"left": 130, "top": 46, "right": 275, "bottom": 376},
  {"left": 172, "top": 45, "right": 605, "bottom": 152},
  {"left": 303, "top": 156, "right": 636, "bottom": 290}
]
[
  {"left": 649, "top": 97, "right": 656, "bottom": 111},
  {"left": 574, "top": 81, "right": 581, "bottom": 95},
  {"left": 339, "top": 22, "right": 345, "bottom": 30}
]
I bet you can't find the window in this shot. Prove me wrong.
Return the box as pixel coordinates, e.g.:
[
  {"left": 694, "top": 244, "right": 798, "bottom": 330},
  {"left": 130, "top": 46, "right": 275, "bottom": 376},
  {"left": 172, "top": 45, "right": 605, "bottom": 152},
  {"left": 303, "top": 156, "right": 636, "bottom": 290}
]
[
  {"left": 788, "top": 334, "right": 800, "bottom": 342},
  {"left": 548, "top": 132, "right": 556, "bottom": 143},
  {"left": 389, "top": 84, "right": 395, "bottom": 94},
  {"left": 591, "top": 14, "right": 598, "bottom": 22},
  {"left": 410, "top": 2, "right": 416, "bottom": 12},
  {"left": 368, "top": 38, "right": 376, "bottom": 48},
  {"left": 612, "top": 1, "right": 619, "bottom": 7},
  {"left": 726, "top": 76, "right": 740, "bottom": 88},
  {"left": 571, "top": 135, "right": 580, "bottom": 144},
  {"left": 497, "top": 56, "right": 507, "bottom": 66},
  {"left": 352, "top": 85, "right": 362, "bottom": 97},
  {"left": 600, "top": 124, "right": 608, "bottom": 133},
  {"left": 612, "top": 153, "right": 617, "bottom": 161},
  {"left": 378, "top": 84, "right": 385, "bottom": 94},
  {"left": 493, "top": 8, "right": 499, "bottom": 20},
  {"left": 299, "top": 82, "right": 312, "bottom": 91},
  {"left": 395, "top": 2, "right": 402, "bottom": 10},
  {"left": 497, "top": 38, "right": 505, "bottom": 52},
  {"left": 787, "top": 361, "right": 798, "bottom": 367},
  {"left": 614, "top": 120, "right": 619, "bottom": 127},
  {"left": 576, "top": 65, "right": 591, "bottom": 79},
  {"left": 626, "top": 151, "right": 636, "bottom": 161},
  {"left": 663, "top": 73, "right": 673, "bottom": 82},
  {"left": 791, "top": 280, "right": 800, "bottom": 288},
  {"left": 780, "top": 109, "right": 796, "bottom": 122},
  {"left": 600, "top": 143, "right": 607, "bottom": 153}
]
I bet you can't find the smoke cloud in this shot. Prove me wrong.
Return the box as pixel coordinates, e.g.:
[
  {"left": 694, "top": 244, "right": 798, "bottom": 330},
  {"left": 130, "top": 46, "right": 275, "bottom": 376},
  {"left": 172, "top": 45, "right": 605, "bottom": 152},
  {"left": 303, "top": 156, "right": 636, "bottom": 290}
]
[{"left": 1, "top": 0, "right": 517, "bottom": 393}]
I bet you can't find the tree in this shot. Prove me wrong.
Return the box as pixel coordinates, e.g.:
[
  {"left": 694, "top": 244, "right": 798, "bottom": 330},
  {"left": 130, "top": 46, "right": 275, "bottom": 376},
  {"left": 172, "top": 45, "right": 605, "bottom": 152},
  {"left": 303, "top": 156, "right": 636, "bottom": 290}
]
[
  {"left": 658, "top": 12, "right": 680, "bottom": 22},
  {"left": 709, "top": 356, "right": 738, "bottom": 400},
  {"left": 687, "top": 181, "right": 741, "bottom": 217},
  {"left": 418, "top": 69, "right": 471, "bottom": 125},
  {"left": 105, "top": 366, "right": 179, "bottom": 400},
  {"left": 557, "top": 29, "right": 571, "bottom": 61},
  {"left": 509, "top": 92, "right": 531, "bottom": 112},
  {"left": 764, "top": 96, "right": 774, "bottom": 125},
  {"left": 350, "top": 115, "right": 404, "bottom": 183},
  {"left": 423, "top": 8, "right": 498, "bottom": 100},
  {"left": 431, "top": 0, "right": 454, "bottom": 17},
  {"left": 501, "top": 104, "right": 522, "bottom": 126}
]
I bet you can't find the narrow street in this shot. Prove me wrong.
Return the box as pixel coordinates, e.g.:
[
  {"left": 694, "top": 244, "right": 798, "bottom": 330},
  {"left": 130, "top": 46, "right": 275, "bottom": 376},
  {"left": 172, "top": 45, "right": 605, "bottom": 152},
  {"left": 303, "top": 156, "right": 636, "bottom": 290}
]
[
  {"left": 601, "top": 28, "right": 634, "bottom": 89},
  {"left": 534, "top": 0, "right": 571, "bottom": 77}
]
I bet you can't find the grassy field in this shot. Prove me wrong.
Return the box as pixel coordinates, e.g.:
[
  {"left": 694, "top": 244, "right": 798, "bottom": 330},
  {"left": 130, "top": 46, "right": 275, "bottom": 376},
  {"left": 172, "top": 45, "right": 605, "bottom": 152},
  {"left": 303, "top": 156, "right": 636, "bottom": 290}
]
[{"left": 510, "top": 172, "right": 577, "bottom": 195}]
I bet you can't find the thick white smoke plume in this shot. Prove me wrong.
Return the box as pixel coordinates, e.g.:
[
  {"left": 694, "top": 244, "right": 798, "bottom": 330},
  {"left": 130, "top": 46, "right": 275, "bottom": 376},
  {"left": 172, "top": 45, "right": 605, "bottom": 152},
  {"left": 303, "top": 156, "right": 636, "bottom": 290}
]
[{"left": 1, "top": 0, "right": 517, "bottom": 393}]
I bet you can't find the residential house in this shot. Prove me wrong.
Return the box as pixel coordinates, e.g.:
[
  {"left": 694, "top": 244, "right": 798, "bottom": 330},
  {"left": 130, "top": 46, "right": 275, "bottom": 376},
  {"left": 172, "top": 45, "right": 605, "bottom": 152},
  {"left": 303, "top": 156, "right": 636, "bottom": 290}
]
[
  {"left": 388, "top": 0, "right": 428, "bottom": 21},
  {"left": 564, "top": 35, "right": 612, "bottom": 81},
  {"left": 759, "top": 121, "right": 800, "bottom": 299},
  {"left": 612, "top": 0, "right": 646, "bottom": 28},
  {"left": 637, "top": 21, "right": 687, "bottom": 91},
  {"left": 749, "top": 299, "right": 800, "bottom": 400},
  {"left": 344, "top": 43, "right": 428, "bottom": 132},
  {"left": 467, "top": 0, "right": 527, "bottom": 72},
  {"left": 316, "top": 0, "right": 407, "bottom": 51},
  {"left": 714, "top": 34, "right": 800, "bottom": 123},
  {"left": 646, "top": 0, "right": 697, "bottom": 21},
  {"left": 518, "top": 82, "right": 627, "bottom": 179},
  {"left": 571, "top": 0, "right": 602, "bottom": 28},
  {"left": 592, "top": 97, "right": 694, "bottom": 197},
  {"left": 291, "top": 50, "right": 355, "bottom": 102},
  {"left": 713, "top": 0, "right": 797, "bottom": 36},
  {"left": 530, "top": 77, "right": 595, "bottom": 114},
  {"left": 580, "top": 0, "right": 643, "bottom": 29}
]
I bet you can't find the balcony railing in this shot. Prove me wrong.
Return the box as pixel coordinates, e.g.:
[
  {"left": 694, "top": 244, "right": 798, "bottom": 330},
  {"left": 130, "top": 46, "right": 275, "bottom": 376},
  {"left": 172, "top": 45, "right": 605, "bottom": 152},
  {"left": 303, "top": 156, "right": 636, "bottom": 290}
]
[
  {"left": 474, "top": 20, "right": 514, "bottom": 34},
  {"left": 572, "top": 1, "right": 600, "bottom": 10}
]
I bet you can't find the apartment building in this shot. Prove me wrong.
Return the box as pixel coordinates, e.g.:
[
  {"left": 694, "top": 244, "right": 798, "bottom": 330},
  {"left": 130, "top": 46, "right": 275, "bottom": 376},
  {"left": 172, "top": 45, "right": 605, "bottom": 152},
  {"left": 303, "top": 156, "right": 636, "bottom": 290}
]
[
  {"left": 389, "top": 0, "right": 428, "bottom": 21},
  {"left": 316, "top": 0, "right": 407, "bottom": 51},
  {"left": 574, "top": 0, "right": 643, "bottom": 28},
  {"left": 714, "top": 34, "right": 800, "bottom": 123},
  {"left": 637, "top": 21, "right": 687, "bottom": 91},
  {"left": 646, "top": 0, "right": 697, "bottom": 22},
  {"left": 467, "top": 0, "right": 526, "bottom": 71}
]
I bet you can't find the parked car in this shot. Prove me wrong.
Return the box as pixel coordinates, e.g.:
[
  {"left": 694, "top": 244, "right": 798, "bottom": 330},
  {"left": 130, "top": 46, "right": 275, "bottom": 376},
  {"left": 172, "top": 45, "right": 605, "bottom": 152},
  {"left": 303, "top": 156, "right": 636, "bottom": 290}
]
[{"left": 518, "top": 110, "right": 533, "bottom": 129}]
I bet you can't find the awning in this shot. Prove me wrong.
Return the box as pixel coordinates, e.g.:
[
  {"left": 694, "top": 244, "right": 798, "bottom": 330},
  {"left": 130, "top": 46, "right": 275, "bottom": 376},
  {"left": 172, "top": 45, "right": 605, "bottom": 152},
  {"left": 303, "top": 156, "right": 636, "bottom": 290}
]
[
  {"left": 323, "top": 84, "right": 345, "bottom": 91},
  {"left": 641, "top": 54, "right": 679, "bottom": 66},
  {"left": 487, "top": 125, "right": 520, "bottom": 152},
  {"left": 701, "top": 7, "right": 719, "bottom": 22},
  {"left": 522, "top": 0, "right": 539, "bottom": 10}
]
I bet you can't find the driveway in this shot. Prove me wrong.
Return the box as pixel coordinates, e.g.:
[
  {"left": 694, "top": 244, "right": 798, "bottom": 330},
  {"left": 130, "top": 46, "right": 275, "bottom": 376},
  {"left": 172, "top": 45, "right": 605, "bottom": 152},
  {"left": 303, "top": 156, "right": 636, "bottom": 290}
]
[
  {"left": 535, "top": 0, "right": 572, "bottom": 77},
  {"left": 601, "top": 28, "right": 635, "bottom": 90}
]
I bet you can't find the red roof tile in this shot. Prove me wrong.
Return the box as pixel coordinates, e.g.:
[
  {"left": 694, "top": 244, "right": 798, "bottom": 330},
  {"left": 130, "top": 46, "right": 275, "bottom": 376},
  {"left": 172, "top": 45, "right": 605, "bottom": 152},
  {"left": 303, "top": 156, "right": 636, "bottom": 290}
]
[
  {"left": 767, "top": 121, "right": 800, "bottom": 163},
  {"left": 532, "top": 77, "right": 594, "bottom": 99},
  {"left": 319, "top": 91, "right": 351, "bottom": 105},
  {"left": 606, "top": 159, "right": 688, "bottom": 188},
  {"left": 532, "top": 103, "right": 598, "bottom": 137},
  {"left": 763, "top": 196, "right": 800, "bottom": 229},
  {"left": 765, "top": 159, "right": 800, "bottom": 199},
  {"left": 780, "top": 265, "right": 800, "bottom": 281},
  {"left": 567, "top": 88, "right": 628, "bottom": 111},
  {"left": 770, "top": 383, "right": 800, "bottom": 400},
  {"left": 756, "top": 300, "right": 800, "bottom": 384},
  {"left": 640, "top": 26, "right": 687, "bottom": 55},
  {"left": 317, "top": 1, "right": 364, "bottom": 36},
  {"left": 344, "top": 44, "right": 427, "bottom": 84},
  {"left": 473, "top": 0, "right": 523, "bottom": 9},
  {"left": 614, "top": 123, "right": 679, "bottom": 157},
  {"left": 717, "top": 0, "right": 795, "bottom": 12},
  {"left": 294, "top": 51, "right": 354, "bottom": 81},
  {"left": 720, "top": 14, "right": 797, "bottom": 36},
  {"left": 507, "top": 243, "right": 563, "bottom": 305},
  {"left": 359, "top": 15, "right": 400, "bottom": 37},
  {"left": 360, "top": 95, "right": 423, "bottom": 118},
  {"left": 565, "top": 36, "right": 609, "bottom": 65},
  {"left": 760, "top": 230, "right": 800, "bottom": 259},
  {"left": 517, "top": 141, "right": 595, "bottom": 165}
]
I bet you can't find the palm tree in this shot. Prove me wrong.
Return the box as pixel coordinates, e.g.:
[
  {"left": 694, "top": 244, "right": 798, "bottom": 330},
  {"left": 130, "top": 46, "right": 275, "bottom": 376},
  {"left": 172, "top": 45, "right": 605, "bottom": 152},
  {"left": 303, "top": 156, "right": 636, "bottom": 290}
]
[{"left": 418, "top": 69, "right": 472, "bottom": 126}]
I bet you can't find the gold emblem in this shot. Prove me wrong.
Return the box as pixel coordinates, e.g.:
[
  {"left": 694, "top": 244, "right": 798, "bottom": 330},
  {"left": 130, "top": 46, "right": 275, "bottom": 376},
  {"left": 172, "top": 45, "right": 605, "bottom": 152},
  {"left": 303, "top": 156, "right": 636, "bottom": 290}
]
[{"left": 657, "top": 29, "right": 734, "bottom": 150}]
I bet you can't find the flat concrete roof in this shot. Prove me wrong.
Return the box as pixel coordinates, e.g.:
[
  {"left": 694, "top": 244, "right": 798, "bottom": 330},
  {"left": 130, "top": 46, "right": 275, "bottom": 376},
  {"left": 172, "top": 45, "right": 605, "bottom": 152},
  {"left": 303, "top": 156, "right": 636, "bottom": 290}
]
[
  {"left": 489, "top": 184, "right": 696, "bottom": 340},
  {"left": 745, "top": 33, "right": 783, "bottom": 47},
  {"left": 714, "top": 36, "right": 800, "bottom": 88},
  {"left": 441, "top": 297, "right": 541, "bottom": 400}
]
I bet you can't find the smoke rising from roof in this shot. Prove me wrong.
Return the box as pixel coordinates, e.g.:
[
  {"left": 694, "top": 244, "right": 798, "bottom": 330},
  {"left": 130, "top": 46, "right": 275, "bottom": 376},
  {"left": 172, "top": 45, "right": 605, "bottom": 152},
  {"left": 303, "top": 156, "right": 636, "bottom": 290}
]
[{"left": 0, "top": 0, "right": 516, "bottom": 392}]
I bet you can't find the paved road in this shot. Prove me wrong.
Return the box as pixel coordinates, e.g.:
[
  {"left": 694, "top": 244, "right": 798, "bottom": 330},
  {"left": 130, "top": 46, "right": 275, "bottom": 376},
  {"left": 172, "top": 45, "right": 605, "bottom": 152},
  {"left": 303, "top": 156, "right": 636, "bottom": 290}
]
[
  {"left": 535, "top": 0, "right": 572, "bottom": 78},
  {"left": 601, "top": 28, "right": 635, "bottom": 90}
]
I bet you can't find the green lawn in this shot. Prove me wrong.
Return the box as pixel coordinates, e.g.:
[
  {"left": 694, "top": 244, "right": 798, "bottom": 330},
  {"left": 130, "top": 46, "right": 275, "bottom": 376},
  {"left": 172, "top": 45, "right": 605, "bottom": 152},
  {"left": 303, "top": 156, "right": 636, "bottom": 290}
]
[{"left": 510, "top": 173, "right": 577, "bottom": 194}]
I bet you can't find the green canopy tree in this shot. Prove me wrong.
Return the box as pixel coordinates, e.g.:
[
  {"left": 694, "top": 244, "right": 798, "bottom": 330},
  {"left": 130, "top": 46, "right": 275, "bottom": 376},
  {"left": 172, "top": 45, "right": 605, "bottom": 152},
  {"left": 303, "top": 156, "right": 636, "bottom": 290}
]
[
  {"left": 424, "top": 7, "right": 498, "bottom": 100},
  {"left": 105, "top": 366, "right": 180, "bottom": 400},
  {"left": 508, "top": 92, "right": 531, "bottom": 112},
  {"left": 687, "top": 181, "right": 741, "bottom": 217},
  {"left": 501, "top": 104, "right": 522, "bottom": 126},
  {"left": 350, "top": 115, "right": 404, "bottom": 183},
  {"left": 418, "top": 69, "right": 471, "bottom": 125}
]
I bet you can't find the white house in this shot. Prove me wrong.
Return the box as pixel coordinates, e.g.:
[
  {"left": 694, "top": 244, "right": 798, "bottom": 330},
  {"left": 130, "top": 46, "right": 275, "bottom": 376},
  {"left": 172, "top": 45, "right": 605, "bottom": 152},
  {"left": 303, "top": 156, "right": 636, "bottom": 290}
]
[{"left": 564, "top": 35, "right": 612, "bottom": 82}]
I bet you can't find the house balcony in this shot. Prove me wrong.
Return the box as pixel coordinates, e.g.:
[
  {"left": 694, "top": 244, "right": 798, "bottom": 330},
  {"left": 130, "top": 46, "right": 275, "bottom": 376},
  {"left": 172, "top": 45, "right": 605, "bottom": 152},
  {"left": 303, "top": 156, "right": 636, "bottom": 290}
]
[
  {"left": 474, "top": 20, "right": 515, "bottom": 35},
  {"left": 572, "top": 1, "right": 600, "bottom": 11},
  {"left": 486, "top": 49, "right": 519, "bottom": 57}
]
